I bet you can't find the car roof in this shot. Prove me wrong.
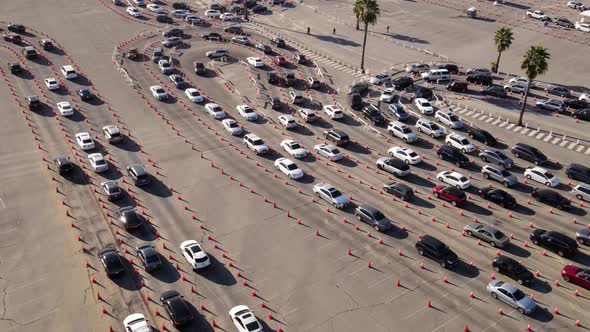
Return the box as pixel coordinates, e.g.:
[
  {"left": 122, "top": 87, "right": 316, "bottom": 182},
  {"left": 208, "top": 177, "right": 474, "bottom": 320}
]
[
  {"left": 387, "top": 182, "right": 412, "bottom": 191},
  {"left": 420, "top": 235, "right": 446, "bottom": 249},
  {"left": 358, "top": 204, "right": 381, "bottom": 214}
]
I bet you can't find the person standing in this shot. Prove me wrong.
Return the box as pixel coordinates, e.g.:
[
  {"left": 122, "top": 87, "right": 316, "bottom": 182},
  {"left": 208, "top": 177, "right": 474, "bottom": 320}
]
[
  {"left": 386, "top": 25, "right": 390, "bottom": 33},
  {"left": 307, "top": 26, "right": 310, "bottom": 35},
  {"left": 333, "top": 27, "right": 336, "bottom": 34}
]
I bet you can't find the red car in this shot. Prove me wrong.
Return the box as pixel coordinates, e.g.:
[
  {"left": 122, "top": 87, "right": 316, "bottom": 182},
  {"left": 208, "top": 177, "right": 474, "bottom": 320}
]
[
  {"left": 274, "top": 56, "right": 287, "bottom": 66},
  {"left": 432, "top": 185, "right": 466, "bottom": 206},
  {"left": 3, "top": 33, "right": 22, "bottom": 44},
  {"left": 562, "top": 264, "right": 590, "bottom": 289}
]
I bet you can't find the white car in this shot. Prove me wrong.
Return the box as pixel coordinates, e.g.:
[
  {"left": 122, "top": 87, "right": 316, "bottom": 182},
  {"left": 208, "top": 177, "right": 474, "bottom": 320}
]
[
  {"left": 170, "top": 9, "right": 190, "bottom": 17},
  {"left": 220, "top": 12, "right": 236, "bottom": 21},
  {"left": 205, "top": 103, "right": 225, "bottom": 119},
  {"left": 435, "top": 110, "right": 463, "bottom": 129},
  {"left": 244, "top": 134, "right": 269, "bottom": 154},
  {"left": 575, "top": 21, "right": 590, "bottom": 32},
  {"left": 56, "top": 101, "right": 74, "bottom": 116},
  {"left": 126, "top": 7, "right": 141, "bottom": 17},
  {"left": 278, "top": 114, "right": 297, "bottom": 129},
  {"left": 281, "top": 139, "right": 308, "bottom": 159},
  {"left": 205, "top": 10, "right": 221, "bottom": 18},
  {"left": 237, "top": 104, "right": 258, "bottom": 121},
  {"left": 232, "top": 36, "right": 250, "bottom": 45},
  {"left": 387, "top": 121, "right": 417, "bottom": 143},
  {"left": 416, "top": 119, "right": 445, "bottom": 138},
  {"left": 580, "top": 93, "right": 590, "bottom": 102},
  {"left": 123, "top": 313, "right": 153, "bottom": 332},
  {"left": 388, "top": 146, "right": 422, "bottom": 165},
  {"left": 380, "top": 88, "right": 396, "bottom": 103},
  {"left": 222, "top": 119, "right": 243, "bottom": 135},
  {"left": 131, "top": 0, "right": 145, "bottom": 6},
  {"left": 405, "top": 63, "right": 429, "bottom": 73},
  {"left": 75, "top": 132, "right": 95, "bottom": 151},
  {"left": 369, "top": 73, "right": 392, "bottom": 85},
  {"left": 508, "top": 77, "right": 529, "bottom": 86},
  {"left": 247, "top": 57, "right": 264, "bottom": 68},
  {"left": 437, "top": 171, "right": 471, "bottom": 189},
  {"left": 524, "top": 166, "right": 560, "bottom": 187},
  {"left": 274, "top": 158, "right": 304, "bottom": 179},
  {"left": 45, "top": 78, "right": 59, "bottom": 90},
  {"left": 314, "top": 143, "right": 343, "bottom": 161},
  {"left": 568, "top": 1, "right": 583, "bottom": 9},
  {"left": 146, "top": 4, "right": 164, "bottom": 13},
  {"left": 180, "top": 240, "right": 211, "bottom": 269},
  {"left": 445, "top": 133, "right": 475, "bottom": 153},
  {"left": 150, "top": 85, "right": 168, "bottom": 100},
  {"left": 229, "top": 305, "right": 263, "bottom": 332},
  {"left": 414, "top": 98, "right": 434, "bottom": 115},
  {"left": 88, "top": 153, "right": 109, "bottom": 173},
  {"left": 158, "top": 59, "right": 172, "bottom": 74},
  {"left": 185, "top": 88, "right": 203, "bottom": 103},
  {"left": 323, "top": 104, "right": 344, "bottom": 119}
]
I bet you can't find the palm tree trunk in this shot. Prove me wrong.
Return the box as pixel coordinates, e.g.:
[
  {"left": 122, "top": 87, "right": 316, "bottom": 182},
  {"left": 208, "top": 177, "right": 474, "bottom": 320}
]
[
  {"left": 356, "top": 19, "right": 359, "bottom": 30},
  {"left": 518, "top": 84, "right": 531, "bottom": 126},
  {"left": 360, "top": 22, "right": 369, "bottom": 71},
  {"left": 495, "top": 50, "right": 502, "bottom": 73}
]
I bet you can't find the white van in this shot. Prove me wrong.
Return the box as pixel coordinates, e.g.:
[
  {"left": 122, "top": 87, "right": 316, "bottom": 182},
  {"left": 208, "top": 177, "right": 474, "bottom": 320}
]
[
  {"left": 60, "top": 65, "right": 78, "bottom": 79},
  {"left": 421, "top": 69, "right": 450, "bottom": 83}
]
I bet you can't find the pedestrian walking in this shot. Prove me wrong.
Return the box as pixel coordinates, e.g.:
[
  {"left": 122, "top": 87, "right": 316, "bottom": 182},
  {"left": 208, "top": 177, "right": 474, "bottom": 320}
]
[
  {"left": 386, "top": 25, "right": 390, "bottom": 33},
  {"left": 307, "top": 26, "right": 310, "bottom": 35},
  {"left": 333, "top": 27, "right": 336, "bottom": 34}
]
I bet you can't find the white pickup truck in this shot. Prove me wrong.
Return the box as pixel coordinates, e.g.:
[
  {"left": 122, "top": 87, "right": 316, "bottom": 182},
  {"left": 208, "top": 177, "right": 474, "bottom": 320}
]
[{"left": 526, "top": 10, "right": 549, "bottom": 21}]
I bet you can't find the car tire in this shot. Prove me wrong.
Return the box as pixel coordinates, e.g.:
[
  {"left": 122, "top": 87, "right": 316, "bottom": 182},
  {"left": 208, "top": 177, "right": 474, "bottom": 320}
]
[
  {"left": 465, "top": 230, "right": 472, "bottom": 237},
  {"left": 490, "top": 241, "right": 496, "bottom": 247},
  {"left": 438, "top": 176, "right": 444, "bottom": 181},
  {"left": 545, "top": 182, "right": 551, "bottom": 187},
  {"left": 494, "top": 266, "right": 500, "bottom": 272},
  {"left": 576, "top": 194, "right": 583, "bottom": 200},
  {"left": 462, "top": 149, "right": 467, "bottom": 153},
  {"left": 433, "top": 192, "right": 439, "bottom": 198},
  {"left": 483, "top": 173, "right": 489, "bottom": 179},
  {"left": 418, "top": 249, "right": 424, "bottom": 256},
  {"left": 418, "top": 127, "right": 422, "bottom": 132},
  {"left": 503, "top": 181, "right": 509, "bottom": 188},
  {"left": 405, "top": 160, "right": 410, "bottom": 164},
  {"left": 455, "top": 185, "right": 461, "bottom": 189},
  {"left": 440, "top": 261, "right": 447, "bottom": 269},
  {"left": 526, "top": 175, "right": 532, "bottom": 179},
  {"left": 517, "top": 307, "right": 525, "bottom": 314},
  {"left": 563, "top": 275, "right": 571, "bottom": 282},
  {"left": 532, "top": 239, "right": 539, "bottom": 245},
  {"left": 558, "top": 250, "right": 565, "bottom": 257},
  {"left": 517, "top": 279, "right": 524, "bottom": 285},
  {"left": 356, "top": 214, "right": 361, "bottom": 221},
  {"left": 534, "top": 160, "right": 540, "bottom": 165},
  {"left": 374, "top": 225, "right": 380, "bottom": 231},
  {"left": 455, "top": 162, "right": 461, "bottom": 168},
  {"left": 481, "top": 156, "right": 487, "bottom": 162},
  {"left": 447, "top": 141, "right": 452, "bottom": 146},
  {"left": 514, "top": 152, "right": 520, "bottom": 158},
  {"left": 431, "top": 133, "right": 436, "bottom": 138},
  {"left": 451, "top": 201, "right": 457, "bottom": 206}
]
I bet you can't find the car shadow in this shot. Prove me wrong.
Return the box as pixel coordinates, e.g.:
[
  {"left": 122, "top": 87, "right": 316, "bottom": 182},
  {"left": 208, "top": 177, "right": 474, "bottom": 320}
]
[
  {"left": 529, "top": 279, "right": 552, "bottom": 294},
  {"left": 413, "top": 138, "right": 435, "bottom": 150},
  {"left": 338, "top": 158, "right": 358, "bottom": 168},
  {"left": 95, "top": 167, "right": 123, "bottom": 181},
  {"left": 386, "top": 227, "right": 409, "bottom": 240},
  {"left": 46, "top": 47, "right": 65, "bottom": 56},
  {"left": 463, "top": 202, "right": 493, "bottom": 216},
  {"left": 569, "top": 207, "right": 587, "bottom": 217},
  {"left": 152, "top": 256, "right": 181, "bottom": 283},
  {"left": 62, "top": 164, "right": 91, "bottom": 185},
  {"left": 512, "top": 204, "right": 536, "bottom": 216},
  {"left": 113, "top": 138, "right": 142, "bottom": 153},
  {"left": 110, "top": 261, "right": 142, "bottom": 291},
  {"left": 572, "top": 251, "right": 590, "bottom": 267},
  {"left": 344, "top": 142, "right": 371, "bottom": 155},
  {"left": 528, "top": 306, "right": 554, "bottom": 323},
  {"left": 197, "top": 255, "right": 237, "bottom": 286},
  {"left": 30, "top": 56, "right": 50, "bottom": 66},
  {"left": 84, "top": 97, "right": 106, "bottom": 107},
  {"left": 32, "top": 104, "right": 55, "bottom": 117},
  {"left": 308, "top": 118, "right": 332, "bottom": 129},
  {"left": 140, "top": 177, "right": 173, "bottom": 198},
  {"left": 296, "top": 173, "right": 315, "bottom": 184},
  {"left": 411, "top": 196, "right": 436, "bottom": 209},
  {"left": 14, "top": 69, "right": 34, "bottom": 80},
  {"left": 503, "top": 243, "right": 531, "bottom": 258},
  {"left": 67, "top": 110, "right": 87, "bottom": 122},
  {"left": 454, "top": 260, "right": 480, "bottom": 278},
  {"left": 381, "top": 32, "right": 429, "bottom": 45},
  {"left": 511, "top": 182, "right": 535, "bottom": 194},
  {"left": 72, "top": 74, "right": 93, "bottom": 87},
  {"left": 314, "top": 34, "right": 360, "bottom": 47},
  {"left": 404, "top": 174, "right": 436, "bottom": 188},
  {"left": 180, "top": 304, "right": 214, "bottom": 332},
  {"left": 543, "top": 161, "right": 563, "bottom": 171},
  {"left": 414, "top": 161, "right": 438, "bottom": 172},
  {"left": 340, "top": 115, "right": 362, "bottom": 127}
]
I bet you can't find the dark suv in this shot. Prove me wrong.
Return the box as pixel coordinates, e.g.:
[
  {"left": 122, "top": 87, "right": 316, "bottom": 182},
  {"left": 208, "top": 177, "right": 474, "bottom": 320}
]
[
  {"left": 54, "top": 155, "right": 73, "bottom": 175},
  {"left": 160, "top": 290, "right": 193, "bottom": 326},
  {"left": 531, "top": 188, "right": 571, "bottom": 210},
  {"left": 566, "top": 163, "right": 590, "bottom": 184},
  {"left": 323, "top": 129, "right": 349, "bottom": 146},
  {"left": 446, "top": 81, "right": 468, "bottom": 93},
  {"left": 510, "top": 143, "right": 547, "bottom": 165},
  {"left": 26, "top": 95, "right": 41, "bottom": 111},
  {"left": 194, "top": 62, "right": 205, "bottom": 75},
  {"left": 437, "top": 145, "right": 470, "bottom": 168},
  {"left": 354, "top": 204, "right": 392, "bottom": 232},
  {"left": 466, "top": 73, "right": 492, "bottom": 85},
  {"left": 383, "top": 182, "right": 414, "bottom": 201},
  {"left": 530, "top": 230, "right": 578, "bottom": 257},
  {"left": 362, "top": 104, "right": 385, "bottom": 125},
  {"left": 492, "top": 256, "right": 534, "bottom": 285},
  {"left": 351, "top": 93, "right": 363, "bottom": 110},
  {"left": 270, "top": 37, "right": 286, "bottom": 48},
  {"left": 127, "top": 164, "right": 151, "bottom": 186},
  {"left": 9, "top": 62, "right": 22, "bottom": 74},
  {"left": 415, "top": 235, "right": 459, "bottom": 268},
  {"left": 390, "top": 76, "right": 413, "bottom": 91},
  {"left": 135, "top": 243, "right": 162, "bottom": 272}
]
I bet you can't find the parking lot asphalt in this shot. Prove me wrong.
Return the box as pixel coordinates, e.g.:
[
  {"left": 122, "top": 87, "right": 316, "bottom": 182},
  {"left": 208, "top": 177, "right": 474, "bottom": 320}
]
[{"left": 2, "top": 0, "right": 590, "bottom": 331}]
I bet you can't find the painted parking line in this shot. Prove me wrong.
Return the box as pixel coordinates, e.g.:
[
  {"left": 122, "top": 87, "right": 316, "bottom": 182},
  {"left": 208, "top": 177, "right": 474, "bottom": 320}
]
[
  {"left": 477, "top": 115, "right": 487, "bottom": 121},
  {"left": 552, "top": 137, "right": 561, "bottom": 144},
  {"left": 530, "top": 130, "right": 540, "bottom": 137},
  {"left": 577, "top": 145, "right": 585, "bottom": 152},
  {"left": 512, "top": 126, "right": 523, "bottom": 132},
  {"left": 586, "top": 147, "right": 590, "bottom": 155},
  {"left": 492, "top": 119, "right": 501, "bottom": 125},
  {"left": 559, "top": 140, "right": 569, "bottom": 147},
  {"left": 485, "top": 117, "right": 494, "bottom": 123},
  {"left": 465, "top": 111, "right": 474, "bottom": 117},
  {"left": 568, "top": 142, "right": 577, "bottom": 150},
  {"left": 542, "top": 134, "right": 552, "bottom": 141},
  {"left": 520, "top": 128, "right": 529, "bottom": 135},
  {"left": 498, "top": 121, "right": 508, "bottom": 128},
  {"left": 505, "top": 123, "right": 515, "bottom": 130}
]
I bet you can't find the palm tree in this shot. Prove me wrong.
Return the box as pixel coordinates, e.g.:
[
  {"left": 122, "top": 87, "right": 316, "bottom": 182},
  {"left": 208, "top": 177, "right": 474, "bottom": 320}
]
[
  {"left": 518, "top": 45, "right": 550, "bottom": 126},
  {"left": 353, "top": 0, "right": 380, "bottom": 72},
  {"left": 352, "top": 0, "right": 363, "bottom": 30},
  {"left": 492, "top": 27, "right": 513, "bottom": 73}
]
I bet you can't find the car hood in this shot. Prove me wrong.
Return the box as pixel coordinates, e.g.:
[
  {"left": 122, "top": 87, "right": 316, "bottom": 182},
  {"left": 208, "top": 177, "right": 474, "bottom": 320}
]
[
  {"left": 292, "top": 148, "right": 307, "bottom": 155},
  {"left": 444, "top": 250, "right": 459, "bottom": 262},
  {"left": 289, "top": 168, "right": 304, "bottom": 177},
  {"left": 562, "top": 264, "right": 581, "bottom": 275},
  {"left": 516, "top": 296, "right": 537, "bottom": 311},
  {"left": 576, "top": 229, "right": 590, "bottom": 239},
  {"left": 333, "top": 195, "right": 350, "bottom": 205}
]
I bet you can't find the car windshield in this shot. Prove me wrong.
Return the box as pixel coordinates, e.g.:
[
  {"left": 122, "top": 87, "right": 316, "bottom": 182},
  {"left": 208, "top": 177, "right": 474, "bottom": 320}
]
[
  {"left": 513, "top": 289, "right": 526, "bottom": 300},
  {"left": 459, "top": 176, "right": 468, "bottom": 182},
  {"left": 459, "top": 139, "right": 469, "bottom": 145},
  {"left": 495, "top": 151, "right": 508, "bottom": 159},
  {"left": 63, "top": 105, "right": 72, "bottom": 110},
  {"left": 493, "top": 230, "right": 505, "bottom": 239},
  {"left": 421, "top": 101, "right": 431, "bottom": 107},
  {"left": 430, "top": 123, "right": 440, "bottom": 130},
  {"left": 245, "top": 321, "right": 261, "bottom": 331},
  {"left": 95, "top": 159, "right": 106, "bottom": 166},
  {"left": 191, "top": 91, "right": 200, "bottom": 96},
  {"left": 228, "top": 122, "right": 238, "bottom": 128},
  {"left": 329, "top": 147, "right": 340, "bottom": 154},
  {"left": 189, "top": 245, "right": 202, "bottom": 254},
  {"left": 402, "top": 127, "right": 412, "bottom": 134},
  {"left": 286, "top": 164, "right": 298, "bottom": 170},
  {"left": 82, "top": 139, "right": 92, "bottom": 144},
  {"left": 252, "top": 139, "right": 264, "bottom": 146},
  {"left": 290, "top": 143, "right": 301, "bottom": 149},
  {"left": 156, "top": 88, "right": 165, "bottom": 93},
  {"left": 212, "top": 106, "right": 222, "bottom": 112},
  {"left": 408, "top": 151, "right": 418, "bottom": 157},
  {"left": 373, "top": 211, "right": 385, "bottom": 220},
  {"left": 500, "top": 170, "right": 511, "bottom": 177},
  {"left": 543, "top": 171, "right": 555, "bottom": 179},
  {"left": 449, "top": 115, "right": 460, "bottom": 121},
  {"left": 370, "top": 110, "right": 380, "bottom": 116},
  {"left": 146, "top": 253, "right": 159, "bottom": 263}
]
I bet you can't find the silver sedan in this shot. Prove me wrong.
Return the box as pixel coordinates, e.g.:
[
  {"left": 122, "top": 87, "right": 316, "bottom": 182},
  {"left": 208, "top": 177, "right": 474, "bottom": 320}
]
[
  {"left": 463, "top": 223, "right": 510, "bottom": 248},
  {"left": 487, "top": 280, "right": 536, "bottom": 315}
]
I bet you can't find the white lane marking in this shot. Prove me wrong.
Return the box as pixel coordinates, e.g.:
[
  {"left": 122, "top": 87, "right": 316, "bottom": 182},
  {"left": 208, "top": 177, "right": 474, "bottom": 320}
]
[{"left": 0, "top": 198, "right": 5, "bottom": 209}]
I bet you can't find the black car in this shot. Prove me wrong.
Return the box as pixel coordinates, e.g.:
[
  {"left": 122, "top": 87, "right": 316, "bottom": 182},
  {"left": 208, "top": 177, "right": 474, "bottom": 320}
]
[
  {"left": 224, "top": 26, "right": 242, "bottom": 34},
  {"left": 101, "top": 181, "right": 122, "bottom": 201},
  {"left": 530, "top": 230, "right": 578, "bottom": 257},
  {"left": 270, "top": 37, "right": 285, "bottom": 48},
  {"left": 293, "top": 53, "right": 307, "bottom": 64},
  {"left": 544, "top": 86, "right": 571, "bottom": 98},
  {"left": 194, "top": 62, "right": 205, "bottom": 75},
  {"left": 256, "top": 44, "right": 272, "bottom": 54},
  {"left": 468, "top": 128, "right": 497, "bottom": 146},
  {"left": 323, "top": 129, "right": 349, "bottom": 146},
  {"left": 349, "top": 82, "right": 370, "bottom": 95},
  {"left": 267, "top": 72, "right": 279, "bottom": 84},
  {"left": 209, "top": 3, "right": 225, "bottom": 11},
  {"left": 116, "top": 206, "right": 144, "bottom": 230},
  {"left": 531, "top": 188, "right": 570, "bottom": 210},
  {"left": 481, "top": 85, "right": 507, "bottom": 98},
  {"left": 54, "top": 155, "right": 73, "bottom": 175},
  {"left": 136, "top": 243, "right": 162, "bottom": 272},
  {"left": 160, "top": 290, "right": 193, "bottom": 326},
  {"left": 383, "top": 182, "right": 414, "bottom": 201},
  {"left": 552, "top": 17, "right": 574, "bottom": 28},
  {"left": 466, "top": 73, "right": 493, "bottom": 85},
  {"left": 573, "top": 109, "right": 590, "bottom": 121},
  {"left": 9, "top": 62, "right": 22, "bottom": 74},
  {"left": 390, "top": 76, "right": 413, "bottom": 91},
  {"left": 510, "top": 143, "right": 547, "bottom": 165},
  {"left": 405, "top": 85, "right": 433, "bottom": 100},
  {"left": 26, "top": 95, "right": 41, "bottom": 111},
  {"left": 268, "top": 96, "right": 281, "bottom": 110},
  {"left": 492, "top": 256, "right": 534, "bottom": 285},
  {"left": 163, "top": 28, "right": 183, "bottom": 37},
  {"left": 7, "top": 24, "right": 25, "bottom": 34},
  {"left": 437, "top": 63, "right": 459, "bottom": 75},
  {"left": 351, "top": 93, "right": 363, "bottom": 110},
  {"left": 202, "top": 32, "right": 222, "bottom": 40},
  {"left": 252, "top": 4, "right": 268, "bottom": 13},
  {"left": 77, "top": 88, "right": 93, "bottom": 101},
  {"left": 127, "top": 164, "right": 151, "bottom": 186},
  {"left": 22, "top": 46, "right": 37, "bottom": 59},
  {"left": 564, "top": 99, "right": 588, "bottom": 110},
  {"left": 172, "top": 1, "right": 190, "bottom": 9},
  {"left": 479, "top": 188, "right": 516, "bottom": 208},
  {"left": 437, "top": 145, "right": 470, "bottom": 168},
  {"left": 98, "top": 248, "right": 125, "bottom": 277},
  {"left": 446, "top": 81, "right": 468, "bottom": 93},
  {"left": 354, "top": 204, "right": 392, "bottom": 232},
  {"left": 362, "top": 104, "right": 385, "bottom": 125},
  {"left": 156, "top": 15, "right": 173, "bottom": 24},
  {"left": 244, "top": 0, "right": 257, "bottom": 8},
  {"left": 567, "top": 163, "right": 590, "bottom": 184},
  {"left": 415, "top": 235, "right": 459, "bottom": 269},
  {"left": 283, "top": 72, "right": 296, "bottom": 86}
]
